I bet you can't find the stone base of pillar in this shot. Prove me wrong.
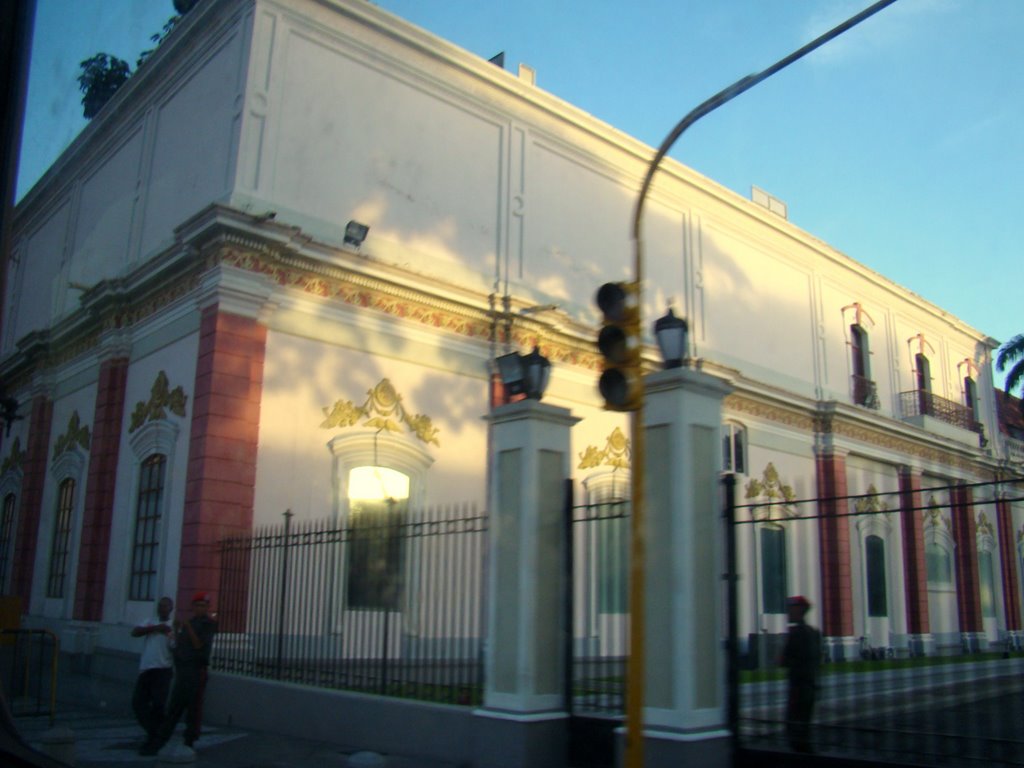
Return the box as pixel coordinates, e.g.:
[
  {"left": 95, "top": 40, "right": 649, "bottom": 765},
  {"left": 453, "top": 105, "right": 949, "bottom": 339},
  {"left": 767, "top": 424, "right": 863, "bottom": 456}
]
[
  {"left": 472, "top": 710, "right": 568, "bottom": 768},
  {"left": 823, "top": 635, "right": 859, "bottom": 663},
  {"left": 903, "top": 633, "right": 935, "bottom": 657},
  {"left": 960, "top": 631, "right": 987, "bottom": 653},
  {"left": 614, "top": 727, "right": 731, "bottom": 768}
]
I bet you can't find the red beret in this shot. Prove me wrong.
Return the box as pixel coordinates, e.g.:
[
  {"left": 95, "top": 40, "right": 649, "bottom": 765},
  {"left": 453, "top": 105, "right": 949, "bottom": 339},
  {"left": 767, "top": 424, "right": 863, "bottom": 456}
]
[
  {"left": 191, "top": 591, "right": 211, "bottom": 604},
  {"left": 787, "top": 595, "right": 810, "bottom": 608}
]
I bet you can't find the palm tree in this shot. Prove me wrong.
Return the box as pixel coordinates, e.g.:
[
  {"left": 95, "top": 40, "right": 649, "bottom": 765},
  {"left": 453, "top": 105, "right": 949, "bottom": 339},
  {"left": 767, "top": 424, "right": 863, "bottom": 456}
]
[{"left": 996, "top": 334, "right": 1024, "bottom": 398}]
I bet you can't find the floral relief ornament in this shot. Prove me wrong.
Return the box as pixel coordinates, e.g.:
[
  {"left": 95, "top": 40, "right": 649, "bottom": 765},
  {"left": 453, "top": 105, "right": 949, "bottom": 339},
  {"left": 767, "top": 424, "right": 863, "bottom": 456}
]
[
  {"left": 53, "top": 412, "right": 91, "bottom": 459},
  {"left": 578, "top": 427, "right": 631, "bottom": 470},
  {"left": 129, "top": 371, "right": 188, "bottom": 433},
  {"left": 2, "top": 437, "right": 24, "bottom": 475},
  {"left": 321, "top": 378, "right": 440, "bottom": 446},
  {"left": 745, "top": 462, "right": 798, "bottom": 521}
]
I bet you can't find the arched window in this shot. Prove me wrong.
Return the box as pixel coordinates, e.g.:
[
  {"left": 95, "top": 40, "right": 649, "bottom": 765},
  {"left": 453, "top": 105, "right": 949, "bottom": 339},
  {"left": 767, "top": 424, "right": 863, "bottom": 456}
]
[
  {"left": 722, "top": 422, "right": 746, "bottom": 475},
  {"left": 865, "top": 535, "right": 887, "bottom": 617},
  {"left": 761, "top": 525, "right": 787, "bottom": 614},
  {"left": 0, "top": 493, "right": 16, "bottom": 594},
  {"left": 582, "top": 471, "right": 629, "bottom": 614},
  {"left": 46, "top": 479, "right": 76, "bottom": 599},
  {"left": 129, "top": 454, "right": 167, "bottom": 602},
  {"left": 346, "top": 466, "right": 409, "bottom": 610}
]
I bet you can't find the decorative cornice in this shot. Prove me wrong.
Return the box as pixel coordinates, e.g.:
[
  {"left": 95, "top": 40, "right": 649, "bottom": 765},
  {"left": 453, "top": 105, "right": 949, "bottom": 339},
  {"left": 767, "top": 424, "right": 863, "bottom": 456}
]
[
  {"left": 578, "top": 427, "right": 630, "bottom": 470},
  {"left": 129, "top": 371, "right": 188, "bottom": 433},
  {"left": 321, "top": 378, "right": 440, "bottom": 447},
  {"left": 52, "top": 411, "right": 90, "bottom": 460}
]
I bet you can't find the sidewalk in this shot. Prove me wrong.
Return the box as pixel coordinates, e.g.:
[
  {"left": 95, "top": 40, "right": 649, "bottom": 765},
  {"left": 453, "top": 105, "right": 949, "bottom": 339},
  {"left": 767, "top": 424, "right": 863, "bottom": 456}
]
[{"left": 13, "top": 703, "right": 462, "bottom": 768}]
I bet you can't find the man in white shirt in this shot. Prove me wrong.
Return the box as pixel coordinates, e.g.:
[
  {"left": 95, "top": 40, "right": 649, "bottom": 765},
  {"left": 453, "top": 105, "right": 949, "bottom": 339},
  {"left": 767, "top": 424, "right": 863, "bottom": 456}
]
[{"left": 131, "top": 596, "right": 173, "bottom": 742}]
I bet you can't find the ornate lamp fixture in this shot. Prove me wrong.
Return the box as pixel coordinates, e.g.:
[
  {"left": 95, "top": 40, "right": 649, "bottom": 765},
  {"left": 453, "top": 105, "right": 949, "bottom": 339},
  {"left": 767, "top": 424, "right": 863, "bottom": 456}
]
[
  {"left": 653, "top": 307, "right": 688, "bottom": 369},
  {"left": 496, "top": 345, "right": 551, "bottom": 400}
]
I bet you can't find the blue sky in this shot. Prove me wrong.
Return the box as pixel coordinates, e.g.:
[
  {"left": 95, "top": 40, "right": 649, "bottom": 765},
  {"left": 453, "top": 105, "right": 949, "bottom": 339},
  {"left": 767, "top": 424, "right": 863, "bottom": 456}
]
[{"left": 18, "top": 0, "right": 1023, "bottom": 373}]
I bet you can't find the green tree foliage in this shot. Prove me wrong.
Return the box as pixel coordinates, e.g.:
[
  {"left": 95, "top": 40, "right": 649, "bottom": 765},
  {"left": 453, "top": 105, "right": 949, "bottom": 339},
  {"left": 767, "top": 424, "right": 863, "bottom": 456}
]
[
  {"left": 77, "top": 54, "right": 131, "bottom": 119},
  {"left": 76, "top": 0, "right": 201, "bottom": 119},
  {"left": 996, "top": 334, "right": 1024, "bottom": 398}
]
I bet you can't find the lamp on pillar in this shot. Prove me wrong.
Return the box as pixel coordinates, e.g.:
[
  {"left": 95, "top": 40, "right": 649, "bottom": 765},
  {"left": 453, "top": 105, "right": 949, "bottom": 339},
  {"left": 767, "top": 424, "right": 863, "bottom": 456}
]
[
  {"left": 654, "top": 307, "right": 688, "bottom": 369},
  {"left": 496, "top": 346, "right": 551, "bottom": 400}
]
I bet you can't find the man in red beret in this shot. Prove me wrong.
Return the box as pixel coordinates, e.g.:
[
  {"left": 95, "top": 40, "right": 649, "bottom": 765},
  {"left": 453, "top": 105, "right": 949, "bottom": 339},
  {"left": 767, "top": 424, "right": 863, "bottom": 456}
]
[
  {"left": 780, "top": 595, "right": 821, "bottom": 753},
  {"left": 140, "top": 592, "right": 218, "bottom": 755}
]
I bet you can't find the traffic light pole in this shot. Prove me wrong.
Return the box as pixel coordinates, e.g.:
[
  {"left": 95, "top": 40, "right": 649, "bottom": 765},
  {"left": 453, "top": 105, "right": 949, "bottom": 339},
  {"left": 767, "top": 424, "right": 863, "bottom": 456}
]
[{"left": 622, "top": 3, "right": 896, "bottom": 767}]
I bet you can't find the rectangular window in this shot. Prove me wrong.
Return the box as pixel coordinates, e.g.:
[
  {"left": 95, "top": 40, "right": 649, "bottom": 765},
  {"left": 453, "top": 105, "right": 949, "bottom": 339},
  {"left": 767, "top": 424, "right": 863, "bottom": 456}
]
[
  {"left": 926, "top": 541, "right": 952, "bottom": 586},
  {"left": 979, "top": 550, "right": 996, "bottom": 618},
  {"left": 0, "top": 493, "right": 16, "bottom": 594},
  {"left": 597, "top": 512, "right": 627, "bottom": 613},
  {"left": 46, "top": 479, "right": 75, "bottom": 599},
  {"left": 866, "top": 535, "right": 888, "bottom": 617},
  {"left": 347, "top": 497, "right": 405, "bottom": 610},
  {"left": 129, "top": 455, "right": 166, "bottom": 601},
  {"left": 761, "top": 527, "right": 787, "bottom": 614}
]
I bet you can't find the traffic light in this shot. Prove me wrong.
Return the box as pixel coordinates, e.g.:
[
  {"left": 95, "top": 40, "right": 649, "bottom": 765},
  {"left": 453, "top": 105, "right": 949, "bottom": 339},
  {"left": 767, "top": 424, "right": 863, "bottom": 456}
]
[{"left": 595, "top": 281, "right": 641, "bottom": 411}]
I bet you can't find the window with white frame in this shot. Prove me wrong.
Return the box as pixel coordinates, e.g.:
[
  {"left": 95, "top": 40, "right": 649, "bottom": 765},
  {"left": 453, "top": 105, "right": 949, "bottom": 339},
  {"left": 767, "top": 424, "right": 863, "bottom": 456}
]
[
  {"left": 925, "top": 529, "right": 954, "bottom": 588},
  {"left": 329, "top": 432, "right": 434, "bottom": 613},
  {"left": 583, "top": 471, "right": 629, "bottom": 614},
  {"left": 46, "top": 478, "right": 76, "bottom": 599},
  {"left": 761, "top": 525, "right": 788, "bottom": 614},
  {"left": 722, "top": 422, "right": 746, "bottom": 475},
  {"left": 978, "top": 550, "right": 996, "bottom": 619},
  {"left": 0, "top": 492, "right": 16, "bottom": 594},
  {"left": 129, "top": 454, "right": 167, "bottom": 602}
]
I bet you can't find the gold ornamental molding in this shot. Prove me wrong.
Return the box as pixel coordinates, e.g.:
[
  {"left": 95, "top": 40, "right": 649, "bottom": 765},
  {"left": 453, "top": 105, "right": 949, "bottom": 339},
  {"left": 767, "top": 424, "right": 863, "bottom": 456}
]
[
  {"left": 2, "top": 437, "right": 24, "bottom": 475},
  {"left": 854, "top": 484, "right": 890, "bottom": 516},
  {"left": 744, "top": 463, "right": 798, "bottom": 521},
  {"left": 923, "top": 495, "right": 951, "bottom": 531},
  {"left": 220, "top": 247, "right": 602, "bottom": 371},
  {"left": 321, "top": 379, "right": 440, "bottom": 447},
  {"left": 52, "top": 412, "right": 90, "bottom": 460},
  {"left": 726, "top": 394, "right": 815, "bottom": 431},
  {"left": 129, "top": 371, "right": 188, "bottom": 433},
  {"left": 578, "top": 427, "right": 631, "bottom": 470},
  {"left": 976, "top": 511, "right": 994, "bottom": 538}
]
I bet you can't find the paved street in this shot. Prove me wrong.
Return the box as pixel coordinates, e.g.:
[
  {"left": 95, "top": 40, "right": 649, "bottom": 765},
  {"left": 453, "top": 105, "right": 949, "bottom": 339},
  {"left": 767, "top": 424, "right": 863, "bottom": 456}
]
[{"left": 13, "top": 704, "right": 462, "bottom": 768}]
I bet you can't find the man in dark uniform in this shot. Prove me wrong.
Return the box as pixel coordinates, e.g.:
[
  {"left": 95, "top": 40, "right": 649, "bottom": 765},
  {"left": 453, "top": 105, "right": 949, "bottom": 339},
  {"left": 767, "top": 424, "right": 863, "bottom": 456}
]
[
  {"left": 780, "top": 595, "right": 821, "bottom": 753},
  {"left": 140, "top": 592, "right": 217, "bottom": 755}
]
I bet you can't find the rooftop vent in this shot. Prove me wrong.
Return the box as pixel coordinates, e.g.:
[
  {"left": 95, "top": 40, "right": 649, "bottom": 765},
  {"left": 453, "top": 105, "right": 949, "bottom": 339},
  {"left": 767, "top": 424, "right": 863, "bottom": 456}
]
[{"left": 751, "top": 186, "right": 787, "bottom": 220}]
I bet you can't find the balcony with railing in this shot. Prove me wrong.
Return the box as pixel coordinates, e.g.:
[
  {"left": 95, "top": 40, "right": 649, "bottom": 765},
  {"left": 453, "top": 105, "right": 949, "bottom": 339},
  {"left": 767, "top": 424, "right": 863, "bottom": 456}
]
[
  {"left": 852, "top": 375, "right": 880, "bottom": 409},
  {"left": 900, "top": 390, "right": 985, "bottom": 447}
]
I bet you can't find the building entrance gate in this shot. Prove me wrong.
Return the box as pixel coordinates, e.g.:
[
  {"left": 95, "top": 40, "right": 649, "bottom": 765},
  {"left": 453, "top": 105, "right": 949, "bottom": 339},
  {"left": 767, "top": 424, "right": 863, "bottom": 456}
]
[{"left": 564, "top": 480, "right": 629, "bottom": 768}]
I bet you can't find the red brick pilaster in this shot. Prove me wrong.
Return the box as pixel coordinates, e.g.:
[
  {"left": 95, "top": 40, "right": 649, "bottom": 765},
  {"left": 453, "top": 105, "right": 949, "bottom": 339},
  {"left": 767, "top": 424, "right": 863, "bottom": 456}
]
[
  {"left": 899, "top": 469, "right": 930, "bottom": 635},
  {"left": 178, "top": 307, "right": 265, "bottom": 618},
  {"left": 816, "top": 452, "right": 854, "bottom": 638},
  {"left": 12, "top": 395, "right": 53, "bottom": 608},
  {"left": 996, "top": 494, "right": 1021, "bottom": 631},
  {"left": 951, "top": 484, "right": 983, "bottom": 634},
  {"left": 73, "top": 358, "right": 129, "bottom": 621}
]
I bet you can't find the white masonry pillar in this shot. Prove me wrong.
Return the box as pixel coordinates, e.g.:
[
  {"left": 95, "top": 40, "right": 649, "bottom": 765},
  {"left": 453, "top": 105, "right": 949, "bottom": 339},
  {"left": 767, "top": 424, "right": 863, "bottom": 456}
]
[
  {"left": 639, "top": 366, "right": 733, "bottom": 767},
  {"left": 476, "top": 398, "right": 580, "bottom": 768}
]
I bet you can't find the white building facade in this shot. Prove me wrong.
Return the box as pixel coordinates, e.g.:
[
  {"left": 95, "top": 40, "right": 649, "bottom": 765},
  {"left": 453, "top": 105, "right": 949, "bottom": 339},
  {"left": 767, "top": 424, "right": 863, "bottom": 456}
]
[{"left": 1, "top": 0, "right": 1022, "bottom": 714}]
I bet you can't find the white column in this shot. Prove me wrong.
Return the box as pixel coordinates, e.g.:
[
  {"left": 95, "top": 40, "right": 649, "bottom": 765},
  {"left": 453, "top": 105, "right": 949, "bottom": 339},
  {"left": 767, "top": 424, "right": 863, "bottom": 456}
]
[
  {"left": 476, "top": 399, "right": 579, "bottom": 768},
  {"left": 640, "top": 366, "right": 733, "bottom": 764}
]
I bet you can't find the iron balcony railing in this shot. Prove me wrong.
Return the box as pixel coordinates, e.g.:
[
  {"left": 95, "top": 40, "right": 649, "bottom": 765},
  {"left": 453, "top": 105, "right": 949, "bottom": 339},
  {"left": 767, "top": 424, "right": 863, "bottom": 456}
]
[
  {"left": 851, "top": 375, "right": 880, "bottom": 409},
  {"left": 900, "top": 390, "right": 981, "bottom": 434}
]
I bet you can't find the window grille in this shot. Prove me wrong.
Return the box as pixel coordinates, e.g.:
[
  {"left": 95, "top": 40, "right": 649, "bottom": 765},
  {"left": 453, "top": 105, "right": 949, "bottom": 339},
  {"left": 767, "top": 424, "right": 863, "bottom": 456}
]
[
  {"left": 761, "top": 526, "right": 787, "bottom": 614},
  {"left": 130, "top": 454, "right": 166, "bottom": 601},
  {"left": 46, "top": 479, "right": 75, "bottom": 598},
  {"left": 866, "top": 535, "right": 888, "bottom": 617}
]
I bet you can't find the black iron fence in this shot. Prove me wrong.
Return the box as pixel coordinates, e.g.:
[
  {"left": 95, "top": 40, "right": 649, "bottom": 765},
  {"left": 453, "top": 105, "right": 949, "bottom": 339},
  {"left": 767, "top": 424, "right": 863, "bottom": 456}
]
[
  {"left": 0, "top": 629, "right": 58, "bottom": 723},
  {"left": 214, "top": 504, "right": 487, "bottom": 705},
  {"left": 567, "top": 488, "right": 629, "bottom": 718},
  {"left": 729, "top": 475, "right": 1024, "bottom": 766}
]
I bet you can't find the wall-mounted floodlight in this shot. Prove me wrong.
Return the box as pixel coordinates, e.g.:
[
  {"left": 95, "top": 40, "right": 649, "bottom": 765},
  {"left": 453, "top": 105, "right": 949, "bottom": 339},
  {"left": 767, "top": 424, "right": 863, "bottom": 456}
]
[{"left": 344, "top": 220, "right": 370, "bottom": 247}]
